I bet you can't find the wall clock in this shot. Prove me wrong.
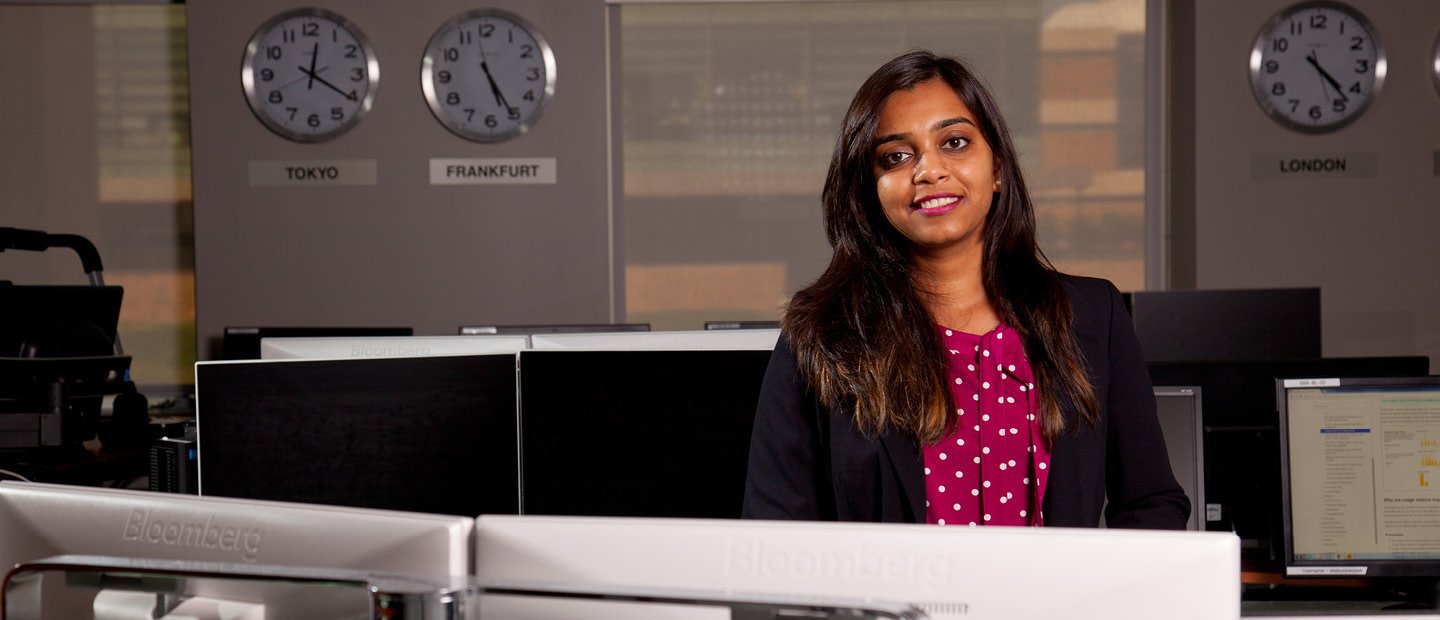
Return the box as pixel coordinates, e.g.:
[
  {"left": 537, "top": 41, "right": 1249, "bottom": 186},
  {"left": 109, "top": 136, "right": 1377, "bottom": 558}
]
[
  {"left": 420, "top": 9, "right": 556, "bottom": 142},
  {"left": 241, "top": 8, "right": 379, "bottom": 142},
  {"left": 1248, "top": 1, "right": 1385, "bottom": 133}
]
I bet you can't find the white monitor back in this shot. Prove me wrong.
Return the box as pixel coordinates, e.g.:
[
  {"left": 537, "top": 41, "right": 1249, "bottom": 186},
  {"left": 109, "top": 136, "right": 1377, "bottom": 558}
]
[
  {"left": 475, "top": 516, "right": 1240, "bottom": 620},
  {"left": 259, "top": 335, "right": 529, "bottom": 359},
  {"left": 529, "top": 329, "right": 779, "bottom": 351},
  {"left": 0, "top": 482, "right": 472, "bottom": 581}
]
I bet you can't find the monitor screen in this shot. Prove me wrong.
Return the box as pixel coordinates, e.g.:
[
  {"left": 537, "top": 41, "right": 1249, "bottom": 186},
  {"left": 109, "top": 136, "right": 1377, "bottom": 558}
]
[
  {"left": 0, "top": 284, "right": 123, "bottom": 357},
  {"left": 1126, "top": 288, "right": 1320, "bottom": 362},
  {"left": 517, "top": 349, "right": 772, "bottom": 518},
  {"left": 0, "top": 481, "right": 472, "bottom": 581},
  {"left": 1148, "top": 356, "right": 1430, "bottom": 564},
  {"left": 196, "top": 354, "right": 519, "bottom": 516},
  {"left": 529, "top": 328, "right": 779, "bottom": 351},
  {"left": 221, "top": 326, "right": 412, "bottom": 360},
  {"left": 260, "top": 335, "right": 528, "bottom": 359},
  {"left": 1153, "top": 386, "right": 1206, "bottom": 532},
  {"left": 475, "top": 515, "right": 1242, "bottom": 620},
  {"left": 1279, "top": 376, "right": 1440, "bottom": 578}
]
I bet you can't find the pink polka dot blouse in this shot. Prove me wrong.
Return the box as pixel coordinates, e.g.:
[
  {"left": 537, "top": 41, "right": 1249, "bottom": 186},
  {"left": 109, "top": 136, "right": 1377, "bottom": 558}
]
[{"left": 924, "top": 323, "right": 1051, "bottom": 527}]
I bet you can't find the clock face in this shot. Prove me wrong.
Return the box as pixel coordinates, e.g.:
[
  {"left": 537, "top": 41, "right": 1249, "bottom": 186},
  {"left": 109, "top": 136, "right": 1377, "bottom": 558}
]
[
  {"left": 241, "top": 9, "right": 379, "bottom": 142},
  {"left": 1249, "top": 1, "right": 1385, "bottom": 133},
  {"left": 421, "top": 10, "right": 556, "bottom": 142}
]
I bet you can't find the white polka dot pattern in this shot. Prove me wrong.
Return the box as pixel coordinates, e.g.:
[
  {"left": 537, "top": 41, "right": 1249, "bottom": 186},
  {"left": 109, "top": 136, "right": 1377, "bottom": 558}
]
[{"left": 923, "top": 323, "right": 1052, "bottom": 527}]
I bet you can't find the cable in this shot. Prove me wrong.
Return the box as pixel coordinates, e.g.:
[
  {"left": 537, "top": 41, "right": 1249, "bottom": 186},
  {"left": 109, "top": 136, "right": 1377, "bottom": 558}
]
[{"left": 0, "top": 469, "right": 32, "bottom": 482}]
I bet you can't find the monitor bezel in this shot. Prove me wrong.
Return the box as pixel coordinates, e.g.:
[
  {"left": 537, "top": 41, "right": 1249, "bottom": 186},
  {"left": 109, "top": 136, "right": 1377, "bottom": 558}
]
[{"left": 1278, "top": 375, "right": 1440, "bottom": 578}]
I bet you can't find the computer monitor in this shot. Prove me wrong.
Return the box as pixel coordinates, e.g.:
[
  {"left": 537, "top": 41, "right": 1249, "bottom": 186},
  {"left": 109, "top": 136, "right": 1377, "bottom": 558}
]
[
  {"left": 0, "top": 284, "right": 124, "bottom": 357},
  {"left": 1125, "top": 288, "right": 1321, "bottom": 362},
  {"left": 196, "top": 354, "right": 519, "bottom": 516},
  {"left": 259, "top": 335, "right": 529, "bottom": 359},
  {"left": 517, "top": 348, "right": 772, "bottom": 517},
  {"left": 1154, "top": 386, "right": 1206, "bottom": 532},
  {"left": 1149, "top": 357, "right": 1430, "bottom": 564},
  {"left": 529, "top": 328, "right": 780, "bottom": 351},
  {"left": 459, "top": 323, "right": 650, "bottom": 335},
  {"left": 474, "top": 515, "right": 1242, "bottom": 620},
  {"left": 0, "top": 481, "right": 472, "bottom": 580},
  {"left": 221, "top": 326, "right": 412, "bottom": 360},
  {"left": 704, "top": 320, "right": 781, "bottom": 330},
  {"left": 1279, "top": 376, "right": 1440, "bottom": 580}
]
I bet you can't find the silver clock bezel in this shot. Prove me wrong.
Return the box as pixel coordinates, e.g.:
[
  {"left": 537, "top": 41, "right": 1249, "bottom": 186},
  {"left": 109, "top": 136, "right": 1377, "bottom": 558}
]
[
  {"left": 1247, "top": 0, "right": 1386, "bottom": 134},
  {"left": 241, "top": 7, "right": 380, "bottom": 143},
  {"left": 1432, "top": 30, "right": 1440, "bottom": 98},
  {"left": 420, "top": 8, "right": 557, "bottom": 143}
]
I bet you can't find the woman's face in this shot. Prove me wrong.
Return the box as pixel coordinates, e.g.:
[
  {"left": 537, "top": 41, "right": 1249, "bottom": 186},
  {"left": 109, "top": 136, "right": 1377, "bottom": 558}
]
[{"left": 872, "top": 79, "right": 998, "bottom": 255}]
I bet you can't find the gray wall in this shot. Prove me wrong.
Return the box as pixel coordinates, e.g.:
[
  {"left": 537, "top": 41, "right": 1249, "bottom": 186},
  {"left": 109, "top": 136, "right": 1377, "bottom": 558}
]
[
  {"left": 187, "top": 0, "right": 610, "bottom": 356},
  {"left": 1175, "top": 0, "right": 1440, "bottom": 365}
]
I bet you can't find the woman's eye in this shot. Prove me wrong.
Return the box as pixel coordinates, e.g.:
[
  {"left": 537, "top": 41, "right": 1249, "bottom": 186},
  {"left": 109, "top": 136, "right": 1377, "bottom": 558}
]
[
  {"left": 878, "top": 151, "right": 910, "bottom": 168},
  {"left": 944, "top": 136, "right": 970, "bottom": 150}
]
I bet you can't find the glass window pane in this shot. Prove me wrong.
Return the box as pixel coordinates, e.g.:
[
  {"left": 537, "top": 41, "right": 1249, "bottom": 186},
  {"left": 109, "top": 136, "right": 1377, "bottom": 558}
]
[{"left": 617, "top": 0, "right": 1146, "bottom": 329}]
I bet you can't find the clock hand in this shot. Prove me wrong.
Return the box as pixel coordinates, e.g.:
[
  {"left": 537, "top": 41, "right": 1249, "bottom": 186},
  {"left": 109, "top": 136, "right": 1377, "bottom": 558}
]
[
  {"left": 476, "top": 36, "right": 512, "bottom": 109},
  {"left": 297, "top": 65, "right": 358, "bottom": 101},
  {"left": 307, "top": 42, "right": 319, "bottom": 90},
  {"left": 1306, "top": 51, "right": 1348, "bottom": 102},
  {"left": 275, "top": 65, "right": 327, "bottom": 91}
]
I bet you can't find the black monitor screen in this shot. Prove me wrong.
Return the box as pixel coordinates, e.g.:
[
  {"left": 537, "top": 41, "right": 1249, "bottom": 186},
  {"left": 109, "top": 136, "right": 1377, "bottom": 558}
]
[
  {"left": 1150, "top": 356, "right": 1430, "bottom": 564},
  {"left": 196, "top": 354, "right": 518, "bottom": 516},
  {"left": 1126, "top": 288, "right": 1320, "bottom": 362},
  {"left": 0, "top": 284, "right": 123, "bottom": 357},
  {"left": 1154, "top": 386, "right": 1205, "bottom": 532},
  {"left": 1280, "top": 376, "right": 1440, "bottom": 578},
  {"left": 518, "top": 349, "right": 771, "bottom": 518}
]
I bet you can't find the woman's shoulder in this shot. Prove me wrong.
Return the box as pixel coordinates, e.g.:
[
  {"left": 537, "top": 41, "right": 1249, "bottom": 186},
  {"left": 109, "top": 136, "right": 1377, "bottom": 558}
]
[{"left": 1055, "top": 272, "right": 1119, "bottom": 298}]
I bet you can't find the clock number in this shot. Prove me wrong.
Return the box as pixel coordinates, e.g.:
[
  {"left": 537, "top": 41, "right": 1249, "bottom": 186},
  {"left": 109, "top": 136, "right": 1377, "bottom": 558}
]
[
  {"left": 526, "top": 67, "right": 540, "bottom": 81},
  {"left": 350, "top": 67, "right": 364, "bottom": 81},
  {"left": 282, "top": 29, "right": 296, "bottom": 43},
  {"left": 344, "top": 44, "right": 358, "bottom": 59},
  {"left": 1308, "top": 106, "right": 1321, "bottom": 120},
  {"left": 444, "top": 47, "right": 459, "bottom": 62},
  {"left": 507, "top": 107, "right": 520, "bottom": 120},
  {"left": 1271, "top": 82, "right": 1286, "bottom": 96},
  {"left": 1348, "top": 81, "right": 1361, "bottom": 94},
  {"left": 302, "top": 22, "right": 319, "bottom": 37},
  {"left": 1288, "top": 21, "right": 1303, "bottom": 36},
  {"left": 1354, "top": 59, "right": 1369, "bottom": 73},
  {"left": 1272, "top": 38, "right": 1289, "bottom": 53},
  {"left": 307, "top": 113, "right": 321, "bottom": 128},
  {"left": 1350, "top": 36, "right": 1363, "bottom": 51},
  {"left": 446, "top": 92, "right": 461, "bottom": 105},
  {"left": 268, "top": 91, "right": 283, "bottom": 103},
  {"left": 1332, "top": 99, "right": 1347, "bottom": 114},
  {"left": 485, "top": 114, "right": 498, "bottom": 129},
  {"left": 286, "top": 107, "right": 298, "bottom": 121},
  {"left": 480, "top": 23, "right": 495, "bottom": 37},
  {"left": 1287, "top": 99, "right": 1300, "bottom": 113},
  {"left": 459, "top": 30, "right": 472, "bottom": 45},
  {"left": 1309, "top": 14, "right": 1326, "bottom": 29},
  {"left": 260, "top": 68, "right": 275, "bottom": 82},
  {"left": 1264, "top": 60, "right": 1279, "bottom": 74},
  {"left": 523, "top": 89, "right": 535, "bottom": 102},
  {"left": 521, "top": 44, "right": 534, "bottom": 59},
  {"left": 437, "top": 70, "right": 452, "bottom": 84},
  {"left": 508, "top": 29, "right": 514, "bottom": 43},
  {"left": 464, "top": 108, "right": 475, "bottom": 121},
  {"left": 345, "top": 89, "right": 358, "bottom": 102},
  {"left": 266, "top": 46, "right": 283, "bottom": 60},
  {"left": 332, "top": 28, "right": 338, "bottom": 42},
  {"left": 330, "top": 107, "right": 344, "bottom": 121}
]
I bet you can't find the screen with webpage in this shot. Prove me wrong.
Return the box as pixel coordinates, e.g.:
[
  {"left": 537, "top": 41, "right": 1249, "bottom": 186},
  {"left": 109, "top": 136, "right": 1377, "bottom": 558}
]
[{"left": 1285, "top": 380, "right": 1440, "bottom": 567}]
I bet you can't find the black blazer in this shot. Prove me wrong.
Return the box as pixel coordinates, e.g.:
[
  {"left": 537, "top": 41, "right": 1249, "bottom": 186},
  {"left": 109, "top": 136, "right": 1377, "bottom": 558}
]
[{"left": 742, "top": 275, "right": 1190, "bottom": 529}]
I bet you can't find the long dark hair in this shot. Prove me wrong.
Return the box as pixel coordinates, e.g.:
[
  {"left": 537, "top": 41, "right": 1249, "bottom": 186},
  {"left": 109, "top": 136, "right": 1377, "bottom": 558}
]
[{"left": 783, "top": 50, "right": 1098, "bottom": 444}]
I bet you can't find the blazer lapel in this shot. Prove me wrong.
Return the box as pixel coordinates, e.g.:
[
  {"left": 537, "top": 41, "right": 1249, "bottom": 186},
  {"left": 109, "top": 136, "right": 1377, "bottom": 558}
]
[{"left": 880, "top": 429, "right": 925, "bottom": 521}]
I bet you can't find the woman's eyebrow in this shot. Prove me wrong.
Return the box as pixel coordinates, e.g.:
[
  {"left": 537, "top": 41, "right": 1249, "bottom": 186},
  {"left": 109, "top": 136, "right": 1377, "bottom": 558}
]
[{"left": 874, "top": 117, "right": 976, "bottom": 147}]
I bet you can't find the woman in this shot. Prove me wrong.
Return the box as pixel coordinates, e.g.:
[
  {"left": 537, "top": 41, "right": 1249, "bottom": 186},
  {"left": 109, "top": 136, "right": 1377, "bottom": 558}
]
[{"left": 742, "top": 50, "right": 1189, "bottom": 529}]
